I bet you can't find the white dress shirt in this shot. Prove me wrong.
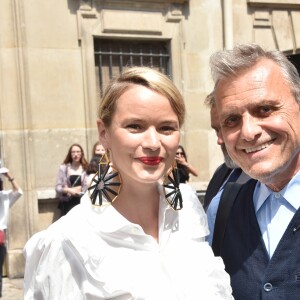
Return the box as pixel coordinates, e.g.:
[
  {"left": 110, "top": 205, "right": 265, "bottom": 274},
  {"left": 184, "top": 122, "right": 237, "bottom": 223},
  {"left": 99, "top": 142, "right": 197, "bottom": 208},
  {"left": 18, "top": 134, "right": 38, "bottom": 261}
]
[
  {"left": 0, "top": 188, "right": 23, "bottom": 230},
  {"left": 254, "top": 170, "right": 300, "bottom": 258},
  {"left": 24, "top": 184, "right": 233, "bottom": 300}
]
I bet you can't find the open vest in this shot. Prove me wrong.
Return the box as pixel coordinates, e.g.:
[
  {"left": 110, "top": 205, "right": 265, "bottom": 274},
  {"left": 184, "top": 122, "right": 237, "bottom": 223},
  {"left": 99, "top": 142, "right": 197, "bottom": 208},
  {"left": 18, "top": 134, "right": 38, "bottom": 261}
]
[{"left": 220, "top": 179, "right": 300, "bottom": 300}]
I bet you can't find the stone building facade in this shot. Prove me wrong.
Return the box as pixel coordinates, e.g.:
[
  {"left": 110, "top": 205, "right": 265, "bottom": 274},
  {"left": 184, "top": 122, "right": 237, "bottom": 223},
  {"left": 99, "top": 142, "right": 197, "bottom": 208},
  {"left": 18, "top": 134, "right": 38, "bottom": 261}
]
[{"left": 0, "top": 0, "right": 299, "bottom": 277}]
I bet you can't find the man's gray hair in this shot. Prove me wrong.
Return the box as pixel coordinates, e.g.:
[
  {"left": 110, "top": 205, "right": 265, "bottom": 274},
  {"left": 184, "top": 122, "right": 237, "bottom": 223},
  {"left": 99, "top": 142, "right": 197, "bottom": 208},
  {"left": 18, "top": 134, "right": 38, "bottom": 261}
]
[
  {"left": 209, "top": 43, "right": 300, "bottom": 105},
  {"left": 204, "top": 91, "right": 215, "bottom": 108}
]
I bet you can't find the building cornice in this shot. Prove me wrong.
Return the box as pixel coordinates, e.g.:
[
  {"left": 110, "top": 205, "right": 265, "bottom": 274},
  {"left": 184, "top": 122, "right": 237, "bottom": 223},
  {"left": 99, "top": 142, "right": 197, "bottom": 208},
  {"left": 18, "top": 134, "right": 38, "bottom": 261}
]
[{"left": 248, "top": 0, "right": 300, "bottom": 9}]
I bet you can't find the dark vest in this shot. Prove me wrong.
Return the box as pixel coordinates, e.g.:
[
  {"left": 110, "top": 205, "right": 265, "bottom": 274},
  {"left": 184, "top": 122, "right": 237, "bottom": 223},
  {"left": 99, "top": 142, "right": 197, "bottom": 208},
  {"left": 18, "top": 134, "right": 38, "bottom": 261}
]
[
  {"left": 203, "top": 163, "right": 232, "bottom": 210},
  {"left": 221, "top": 179, "right": 300, "bottom": 300}
]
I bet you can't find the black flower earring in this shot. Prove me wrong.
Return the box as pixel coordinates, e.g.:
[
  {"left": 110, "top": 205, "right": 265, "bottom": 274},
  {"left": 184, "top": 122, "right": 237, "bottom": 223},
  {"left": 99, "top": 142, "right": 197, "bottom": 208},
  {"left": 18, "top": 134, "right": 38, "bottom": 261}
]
[
  {"left": 88, "top": 152, "right": 122, "bottom": 206},
  {"left": 163, "top": 161, "right": 183, "bottom": 210}
]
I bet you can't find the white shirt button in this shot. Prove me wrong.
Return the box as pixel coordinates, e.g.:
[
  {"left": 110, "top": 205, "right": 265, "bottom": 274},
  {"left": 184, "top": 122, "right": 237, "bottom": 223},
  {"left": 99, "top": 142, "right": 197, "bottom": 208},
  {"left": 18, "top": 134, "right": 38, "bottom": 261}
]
[
  {"left": 274, "top": 193, "right": 280, "bottom": 199},
  {"left": 132, "top": 227, "right": 139, "bottom": 233}
]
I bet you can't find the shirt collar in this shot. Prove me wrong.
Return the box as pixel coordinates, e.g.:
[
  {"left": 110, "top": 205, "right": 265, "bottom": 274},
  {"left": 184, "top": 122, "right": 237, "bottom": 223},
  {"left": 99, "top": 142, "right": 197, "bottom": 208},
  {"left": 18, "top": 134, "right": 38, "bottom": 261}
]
[
  {"left": 254, "top": 169, "right": 300, "bottom": 213},
  {"left": 82, "top": 183, "right": 171, "bottom": 234},
  {"left": 280, "top": 169, "right": 300, "bottom": 210},
  {"left": 254, "top": 182, "right": 271, "bottom": 213}
]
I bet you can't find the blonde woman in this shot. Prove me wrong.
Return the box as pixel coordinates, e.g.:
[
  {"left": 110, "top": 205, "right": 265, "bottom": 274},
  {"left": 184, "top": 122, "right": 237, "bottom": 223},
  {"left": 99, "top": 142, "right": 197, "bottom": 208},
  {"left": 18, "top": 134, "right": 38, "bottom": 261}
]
[{"left": 24, "top": 67, "right": 232, "bottom": 299}]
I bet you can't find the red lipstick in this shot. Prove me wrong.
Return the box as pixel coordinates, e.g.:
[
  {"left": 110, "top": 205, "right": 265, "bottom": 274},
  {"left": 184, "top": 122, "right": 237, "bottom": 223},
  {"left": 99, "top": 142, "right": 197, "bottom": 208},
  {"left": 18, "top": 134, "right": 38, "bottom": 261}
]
[{"left": 138, "top": 157, "right": 162, "bottom": 166}]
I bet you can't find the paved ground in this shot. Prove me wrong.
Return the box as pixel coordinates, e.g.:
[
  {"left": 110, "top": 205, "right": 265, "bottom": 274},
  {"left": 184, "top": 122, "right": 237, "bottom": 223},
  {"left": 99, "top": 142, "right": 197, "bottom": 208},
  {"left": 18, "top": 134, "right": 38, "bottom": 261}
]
[{"left": 2, "top": 277, "right": 23, "bottom": 300}]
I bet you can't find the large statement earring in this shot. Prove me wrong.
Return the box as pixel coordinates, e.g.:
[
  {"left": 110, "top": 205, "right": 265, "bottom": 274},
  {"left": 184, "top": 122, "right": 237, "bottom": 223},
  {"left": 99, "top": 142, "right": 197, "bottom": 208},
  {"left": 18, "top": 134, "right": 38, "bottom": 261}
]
[
  {"left": 88, "top": 152, "right": 122, "bottom": 206},
  {"left": 163, "top": 161, "right": 183, "bottom": 210}
]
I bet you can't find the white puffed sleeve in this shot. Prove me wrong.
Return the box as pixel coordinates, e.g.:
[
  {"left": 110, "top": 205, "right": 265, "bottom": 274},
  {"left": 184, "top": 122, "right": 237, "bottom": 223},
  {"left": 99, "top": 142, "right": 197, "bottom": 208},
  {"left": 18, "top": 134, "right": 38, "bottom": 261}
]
[{"left": 23, "top": 223, "right": 84, "bottom": 300}]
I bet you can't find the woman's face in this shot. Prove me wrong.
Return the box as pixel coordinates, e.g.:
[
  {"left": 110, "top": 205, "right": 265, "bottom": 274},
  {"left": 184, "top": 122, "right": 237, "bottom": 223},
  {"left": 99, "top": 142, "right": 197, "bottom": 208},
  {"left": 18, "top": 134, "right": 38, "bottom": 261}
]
[
  {"left": 98, "top": 85, "right": 180, "bottom": 185},
  {"left": 175, "top": 147, "right": 185, "bottom": 159},
  {"left": 71, "top": 145, "right": 82, "bottom": 163},
  {"left": 95, "top": 144, "right": 105, "bottom": 156}
]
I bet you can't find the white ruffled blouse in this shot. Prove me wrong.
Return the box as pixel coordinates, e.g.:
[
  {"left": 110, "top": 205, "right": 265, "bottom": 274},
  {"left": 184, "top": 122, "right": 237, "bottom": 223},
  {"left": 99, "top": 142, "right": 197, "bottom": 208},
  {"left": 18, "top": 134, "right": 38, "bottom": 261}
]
[{"left": 24, "top": 184, "right": 233, "bottom": 300}]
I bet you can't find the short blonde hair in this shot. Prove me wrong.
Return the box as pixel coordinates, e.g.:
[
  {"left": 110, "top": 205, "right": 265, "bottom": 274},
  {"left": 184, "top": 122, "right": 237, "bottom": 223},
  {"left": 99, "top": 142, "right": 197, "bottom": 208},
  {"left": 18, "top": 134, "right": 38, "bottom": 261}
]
[{"left": 99, "top": 67, "right": 185, "bottom": 127}]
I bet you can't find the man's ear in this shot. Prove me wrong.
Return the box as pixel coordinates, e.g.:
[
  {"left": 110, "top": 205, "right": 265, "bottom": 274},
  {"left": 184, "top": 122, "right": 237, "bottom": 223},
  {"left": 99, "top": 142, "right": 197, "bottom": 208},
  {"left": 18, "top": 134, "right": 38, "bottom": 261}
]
[{"left": 97, "top": 119, "right": 109, "bottom": 148}]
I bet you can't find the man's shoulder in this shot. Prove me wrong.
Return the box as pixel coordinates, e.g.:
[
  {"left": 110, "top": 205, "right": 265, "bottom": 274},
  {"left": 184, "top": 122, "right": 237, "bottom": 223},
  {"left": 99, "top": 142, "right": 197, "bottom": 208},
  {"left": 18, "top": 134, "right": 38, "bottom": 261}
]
[
  {"left": 207, "top": 189, "right": 224, "bottom": 213},
  {"left": 214, "top": 163, "right": 231, "bottom": 175},
  {"left": 225, "top": 179, "right": 257, "bottom": 203},
  {"left": 204, "top": 163, "right": 233, "bottom": 210},
  {"left": 210, "top": 163, "right": 234, "bottom": 184}
]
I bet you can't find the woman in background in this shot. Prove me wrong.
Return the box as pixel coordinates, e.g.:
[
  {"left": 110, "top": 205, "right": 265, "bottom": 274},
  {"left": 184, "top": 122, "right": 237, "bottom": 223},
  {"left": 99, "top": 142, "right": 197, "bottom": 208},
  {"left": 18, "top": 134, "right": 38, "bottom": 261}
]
[
  {"left": 87, "top": 142, "right": 107, "bottom": 186},
  {"left": 86, "top": 155, "right": 100, "bottom": 186},
  {"left": 91, "top": 141, "right": 106, "bottom": 157},
  {"left": 175, "top": 145, "right": 199, "bottom": 183},
  {"left": 55, "top": 143, "right": 88, "bottom": 216}
]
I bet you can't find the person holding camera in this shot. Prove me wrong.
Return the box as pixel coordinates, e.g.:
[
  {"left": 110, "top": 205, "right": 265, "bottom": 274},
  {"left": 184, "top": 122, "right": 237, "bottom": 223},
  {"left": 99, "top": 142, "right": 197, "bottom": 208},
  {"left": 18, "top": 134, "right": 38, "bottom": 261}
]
[{"left": 0, "top": 166, "right": 22, "bottom": 297}]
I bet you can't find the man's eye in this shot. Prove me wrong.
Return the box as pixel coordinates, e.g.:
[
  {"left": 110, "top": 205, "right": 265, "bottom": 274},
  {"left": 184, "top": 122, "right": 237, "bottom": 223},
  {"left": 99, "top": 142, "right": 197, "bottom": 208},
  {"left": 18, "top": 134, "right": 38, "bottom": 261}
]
[
  {"left": 224, "top": 116, "right": 240, "bottom": 127},
  {"left": 258, "top": 106, "right": 273, "bottom": 115}
]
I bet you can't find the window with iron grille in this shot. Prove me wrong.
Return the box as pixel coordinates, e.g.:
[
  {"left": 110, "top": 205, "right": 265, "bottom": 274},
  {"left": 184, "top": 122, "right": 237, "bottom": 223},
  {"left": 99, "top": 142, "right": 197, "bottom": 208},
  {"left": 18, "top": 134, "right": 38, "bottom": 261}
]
[
  {"left": 94, "top": 39, "right": 171, "bottom": 96},
  {"left": 288, "top": 54, "right": 300, "bottom": 75}
]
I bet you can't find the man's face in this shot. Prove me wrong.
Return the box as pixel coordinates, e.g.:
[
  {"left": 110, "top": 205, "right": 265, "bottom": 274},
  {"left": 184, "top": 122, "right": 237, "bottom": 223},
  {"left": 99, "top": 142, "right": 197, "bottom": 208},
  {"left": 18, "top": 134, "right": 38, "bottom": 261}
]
[
  {"left": 210, "top": 106, "right": 238, "bottom": 169},
  {"left": 210, "top": 106, "right": 223, "bottom": 146},
  {"left": 215, "top": 58, "right": 300, "bottom": 189}
]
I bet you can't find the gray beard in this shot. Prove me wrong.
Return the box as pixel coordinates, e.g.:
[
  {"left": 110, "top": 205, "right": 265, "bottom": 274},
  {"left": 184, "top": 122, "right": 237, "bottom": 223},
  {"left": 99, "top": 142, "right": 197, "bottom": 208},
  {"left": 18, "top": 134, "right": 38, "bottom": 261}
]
[{"left": 222, "top": 144, "right": 239, "bottom": 169}]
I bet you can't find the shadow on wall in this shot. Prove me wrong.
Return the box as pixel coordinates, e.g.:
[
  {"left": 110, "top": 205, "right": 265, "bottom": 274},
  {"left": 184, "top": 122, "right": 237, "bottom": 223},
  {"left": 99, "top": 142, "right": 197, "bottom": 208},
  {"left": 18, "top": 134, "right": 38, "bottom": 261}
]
[{"left": 38, "top": 199, "right": 61, "bottom": 231}]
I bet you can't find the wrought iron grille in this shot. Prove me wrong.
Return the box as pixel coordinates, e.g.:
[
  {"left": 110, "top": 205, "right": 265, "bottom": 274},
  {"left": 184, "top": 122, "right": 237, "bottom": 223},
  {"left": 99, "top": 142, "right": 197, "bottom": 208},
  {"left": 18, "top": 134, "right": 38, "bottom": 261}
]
[{"left": 94, "top": 39, "right": 170, "bottom": 96}]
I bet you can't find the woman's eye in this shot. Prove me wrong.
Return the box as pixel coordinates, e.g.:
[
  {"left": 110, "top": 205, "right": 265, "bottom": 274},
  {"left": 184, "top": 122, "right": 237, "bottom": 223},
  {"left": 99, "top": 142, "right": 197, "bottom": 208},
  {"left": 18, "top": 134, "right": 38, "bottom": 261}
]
[
  {"left": 160, "top": 126, "right": 176, "bottom": 134},
  {"left": 126, "top": 124, "right": 142, "bottom": 131}
]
